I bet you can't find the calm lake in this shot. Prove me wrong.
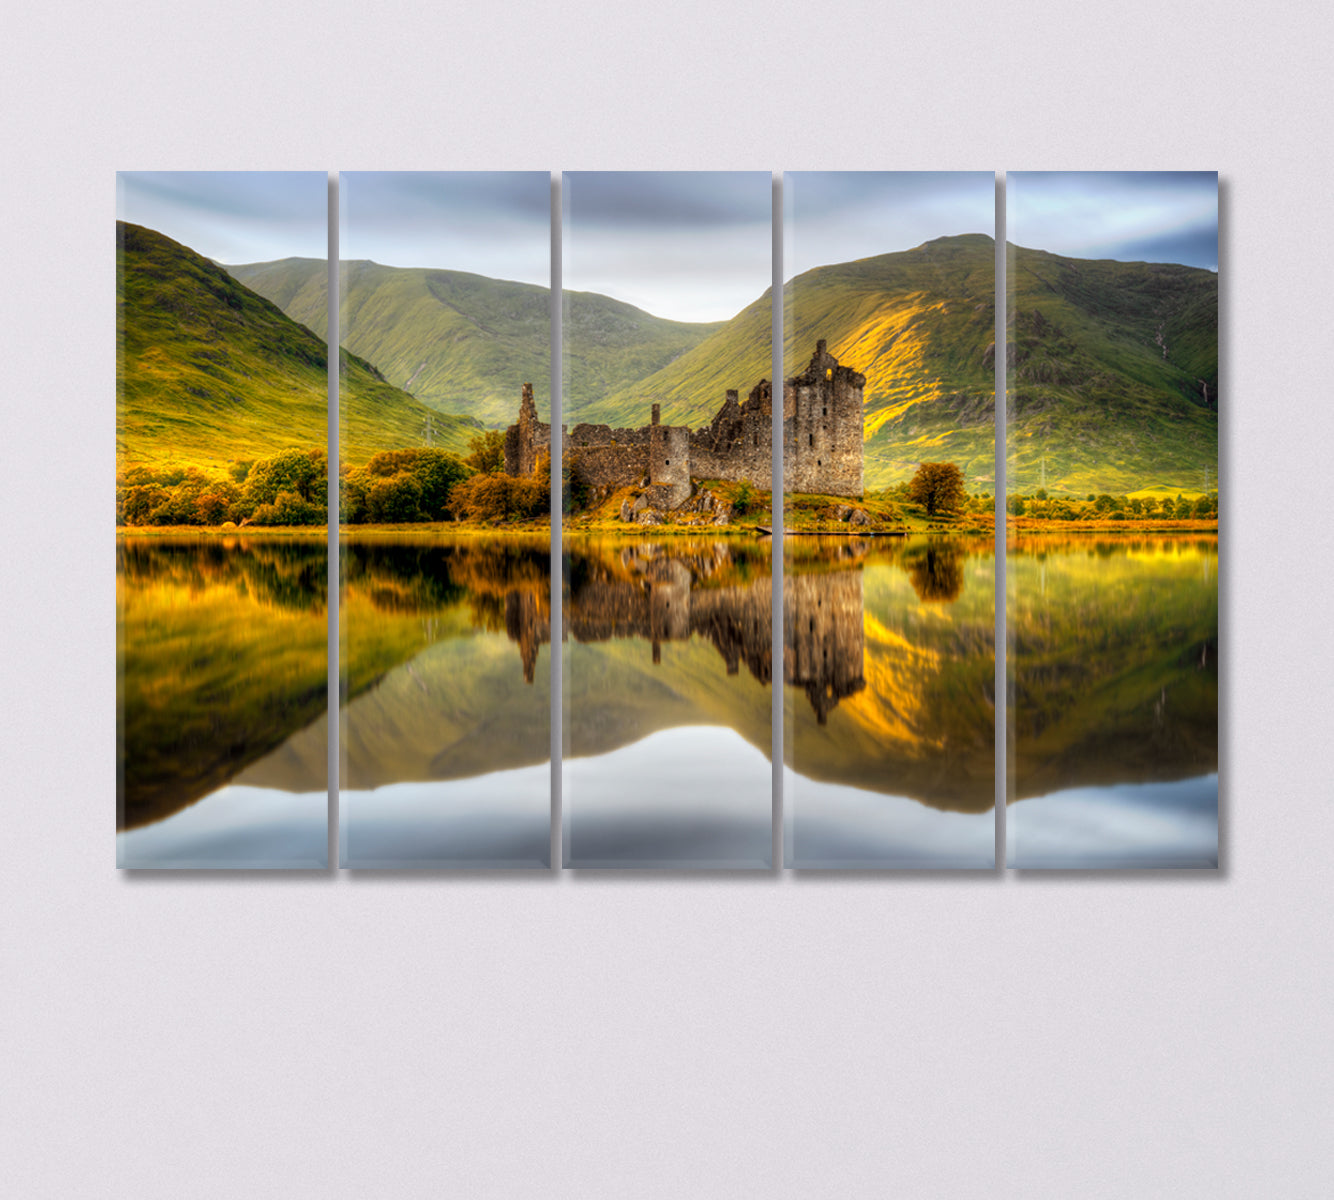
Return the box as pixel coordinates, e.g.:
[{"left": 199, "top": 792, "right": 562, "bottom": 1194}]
[
  {"left": 115, "top": 537, "right": 329, "bottom": 868},
  {"left": 783, "top": 536, "right": 997, "bottom": 868},
  {"left": 339, "top": 534, "right": 552, "bottom": 868},
  {"left": 1007, "top": 535, "right": 1219, "bottom": 868}
]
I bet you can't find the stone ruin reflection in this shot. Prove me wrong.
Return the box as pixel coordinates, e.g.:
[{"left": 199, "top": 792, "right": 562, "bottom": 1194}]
[
  {"left": 549, "top": 541, "right": 867, "bottom": 723},
  {"left": 783, "top": 570, "right": 867, "bottom": 724}
]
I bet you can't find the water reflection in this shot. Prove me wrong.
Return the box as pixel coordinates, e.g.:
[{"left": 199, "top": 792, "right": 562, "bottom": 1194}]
[
  {"left": 1007, "top": 535, "right": 1218, "bottom": 869},
  {"left": 784, "top": 536, "right": 997, "bottom": 869},
  {"left": 116, "top": 536, "right": 328, "bottom": 869},
  {"left": 338, "top": 534, "right": 551, "bottom": 868},
  {"left": 560, "top": 536, "right": 998, "bottom": 868}
]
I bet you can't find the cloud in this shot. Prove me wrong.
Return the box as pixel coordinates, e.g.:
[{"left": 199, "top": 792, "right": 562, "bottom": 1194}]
[
  {"left": 117, "top": 172, "right": 327, "bottom": 264},
  {"left": 784, "top": 171, "right": 995, "bottom": 280},
  {"left": 339, "top": 171, "right": 551, "bottom": 285},
  {"left": 563, "top": 171, "right": 771, "bottom": 322},
  {"left": 1007, "top": 171, "right": 1218, "bottom": 269}
]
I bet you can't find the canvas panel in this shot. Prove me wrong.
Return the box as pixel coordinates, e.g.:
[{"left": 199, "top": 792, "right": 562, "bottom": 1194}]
[
  {"left": 115, "top": 171, "right": 331, "bottom": 868},
  {"left": 781, "top": 172, "right": 998, "bottom": 869},
  {"left": 560, "top": 171, "right": 775, "bottom": 869},
  {"left": 1004, "top": 171, "right": 1219, "bottom": 869},
  {"left": 336, "top": 171, "right": 554, "bottom": 869}
]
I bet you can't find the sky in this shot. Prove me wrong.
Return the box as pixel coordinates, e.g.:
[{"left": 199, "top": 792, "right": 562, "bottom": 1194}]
[
  {"left": 563, "top": 171, "right": 772, "bottom": 323},
  {"left": 117, "top": 172, "right": 328, "bottom": 264},
  {"left": 117, "top": 171, "right": 553, "bottom": 283},
  {"left": 1007, "top": 172, "right": 1218, "bottom": 269},
  {"left": 784, "top": 172, "right": 995, "bottom": 280},
  {"left": 340, "top": 171, "right": 550, "bottom": 284}
]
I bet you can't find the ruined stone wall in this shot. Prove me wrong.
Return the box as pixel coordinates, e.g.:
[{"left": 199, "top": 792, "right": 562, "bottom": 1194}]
[
  {"left": 564, "top": 422, "right": 651, "bottom": 490},
  {"left": 689, "top": 381, "right": 774, "bottom": 488},
  {"left": 783, "top": 341, "right": 865, "bottom": 498}
]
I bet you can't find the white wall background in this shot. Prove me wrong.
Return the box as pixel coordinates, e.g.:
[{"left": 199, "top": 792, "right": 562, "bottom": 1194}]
[{"left": 3, "top": 2, "right": 1331, "bottom": 1196}]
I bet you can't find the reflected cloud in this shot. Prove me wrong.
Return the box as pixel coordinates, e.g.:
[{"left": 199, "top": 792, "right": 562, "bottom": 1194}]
[{"left": 1008, "top": 775, "right": 1218, "bottom": 869}]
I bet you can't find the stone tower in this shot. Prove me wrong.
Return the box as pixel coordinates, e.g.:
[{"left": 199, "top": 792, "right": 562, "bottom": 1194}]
[
  {"left": 783, "top": 340, "right": 865, "bottom": 498},
  {"left": 647, "top": 402, "right": 692, "bottom": 509},
  {"left": 502, "top": 383, "right": 549, "bottom": 477}
]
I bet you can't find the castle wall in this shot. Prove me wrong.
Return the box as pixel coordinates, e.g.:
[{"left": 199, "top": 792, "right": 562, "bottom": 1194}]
[
  {"left": 564, "top": 422, "right": 650, "bottom": 490},
  {"left": 688, "top": 381, "right": 774, "bottom": 489}
]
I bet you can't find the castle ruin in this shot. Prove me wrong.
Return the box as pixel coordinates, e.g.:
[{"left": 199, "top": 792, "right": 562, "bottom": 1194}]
[{"left": 503, "top": 341, "right": 866, "bottom": 501}]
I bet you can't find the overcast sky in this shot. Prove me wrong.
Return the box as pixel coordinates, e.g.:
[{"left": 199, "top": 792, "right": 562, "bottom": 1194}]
[
  {"left": 784, "top": 172, "right": 995, "bottom": 280},
  {"left": 563, "top": 171, "right": 772, "bottom": 323},
  {"left": 117, "top": 172, "right": 328, "bottom": 264},
  {"left": 1007, "top": 172, "right": 1218, "bottom": 269},
  {"left": 340, "top": 171, "right": 550, "bottom": 284}
]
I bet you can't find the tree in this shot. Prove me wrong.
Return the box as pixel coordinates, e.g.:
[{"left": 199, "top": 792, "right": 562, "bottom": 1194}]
[
  {"left": 907, "top": 462, "right": 967, "bottom": 517},
  {"left": 244, "top": 448, "right": 325, "bottom": 506},
  {"left": 466, "top": 430, "right": 506, "bottom": 475}
]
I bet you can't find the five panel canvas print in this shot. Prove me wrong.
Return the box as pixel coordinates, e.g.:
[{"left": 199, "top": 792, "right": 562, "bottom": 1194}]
[{"left": 115, "top": 170, "right": 1219, "bottom": 872}]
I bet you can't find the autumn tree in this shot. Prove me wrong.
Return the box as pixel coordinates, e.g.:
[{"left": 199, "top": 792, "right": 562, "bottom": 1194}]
[
  {"left": 466, "top": 430, "right": 507, "bottom": 475},
  {"left": 907, "top": 462, "right": 968, "bottom": 517}
]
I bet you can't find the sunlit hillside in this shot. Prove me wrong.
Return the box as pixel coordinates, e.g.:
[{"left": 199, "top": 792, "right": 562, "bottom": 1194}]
[{"left": 117, "top": 223, "right": 477, "bottom": 473}]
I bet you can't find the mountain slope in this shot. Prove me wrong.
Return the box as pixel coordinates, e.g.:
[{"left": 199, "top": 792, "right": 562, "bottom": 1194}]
[
  {"left": 229, "top": 258, "right": 722, "bottom": 427},
  {"left": 117, "top": 222, "right": 477, "bottom": 472},
  {"left": 1006, "top": 243, "right": 1218, "bottom": 493}
]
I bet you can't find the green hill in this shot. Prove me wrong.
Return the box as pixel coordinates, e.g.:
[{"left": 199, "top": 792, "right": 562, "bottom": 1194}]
[
  {"left": 117, "top": 223, "right": 477, "bottom": 472},
  {"left": 229, "top": 258, "right": 721, "bottom": 428},
  {"left": 1006, "top": 243, "right": 1217, "bottom": 494}
]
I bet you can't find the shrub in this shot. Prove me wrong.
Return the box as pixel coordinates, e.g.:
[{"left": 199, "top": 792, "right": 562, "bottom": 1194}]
[{"left": 449, "top": 472, "right": 549, "bottom": 522}]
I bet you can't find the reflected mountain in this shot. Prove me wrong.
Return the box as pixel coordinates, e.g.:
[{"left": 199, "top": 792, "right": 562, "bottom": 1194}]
[
  {"left": 1007, "top": 535, "right": 1218, "bottom": 801},
  {"left": 116, "top": 537, "right": 328, "bottom": 831},
  {"left": 785, "top": 536, "right": 996, "bottom": 813},
  {"left": 333, "top": 535, "right": 553, "bottom": 791}
]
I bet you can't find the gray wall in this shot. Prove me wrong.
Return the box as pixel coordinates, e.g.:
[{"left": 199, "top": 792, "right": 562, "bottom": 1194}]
[{"left": 4, "top": 2, "right": 1333, "bottom": 1198}]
